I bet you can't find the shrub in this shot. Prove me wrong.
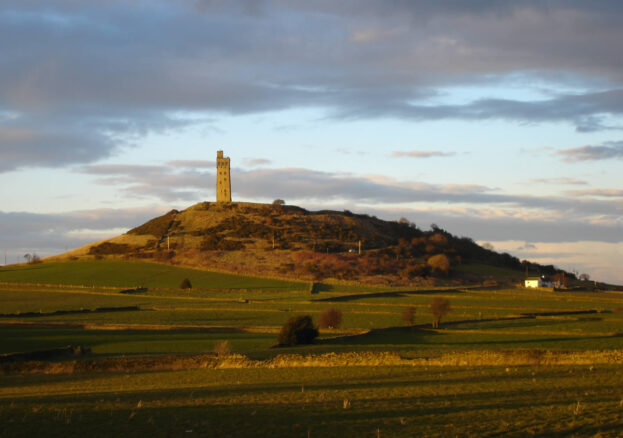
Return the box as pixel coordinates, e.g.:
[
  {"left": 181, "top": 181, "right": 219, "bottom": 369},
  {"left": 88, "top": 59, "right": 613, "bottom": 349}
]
[
  {"left": 179, "top": 278, "right": 192, "bottom": 289},
  {"left": 430, "top": 297, "right": 451, "bottom": 328},
  {"left": 401, "top": 306, "right": 415, "bottom": 326},
  {"left": 28, "top": 253, "right": 42, "bottom": 264},
  {"left": 277, "top": 315, "right": 318, "bottom": 346},
  {"left": 213, "top": 340, "right": 231, "bottom": 356},
  {"left": 427, "top": 253, "right": 451, "bottom": 277},
  {"left": 318, "top": 308, "right": 342, "bottom": 329}
]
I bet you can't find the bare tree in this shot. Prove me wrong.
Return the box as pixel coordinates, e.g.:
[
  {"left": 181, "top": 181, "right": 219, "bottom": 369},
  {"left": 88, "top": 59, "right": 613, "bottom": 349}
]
[
  {"left": 318, "top": 308, "right": 342, "bottom": 329},
  {"left": 401, "top": 306, "right": 415, "bottom": 326},
  {"left": 430, "top": 297, "right": 451, "bottom": 329}
]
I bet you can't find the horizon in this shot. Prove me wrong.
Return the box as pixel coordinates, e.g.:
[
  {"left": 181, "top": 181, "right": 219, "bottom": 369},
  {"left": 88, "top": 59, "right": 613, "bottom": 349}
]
[{"left": 1, "top": 1, "right": 622, "bottom": 283}]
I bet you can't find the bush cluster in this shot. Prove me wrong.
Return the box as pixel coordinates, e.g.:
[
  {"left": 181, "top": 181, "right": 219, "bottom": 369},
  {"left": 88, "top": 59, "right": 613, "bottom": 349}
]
[
  {"left": 179, "top": 278, "right": 192, "bottom": 289},
  {"left": 277, "top": 315, "right": 318, "bottom": 346},
  {"left": 88, "top": 242, "right": 133, "bottom": 256}
]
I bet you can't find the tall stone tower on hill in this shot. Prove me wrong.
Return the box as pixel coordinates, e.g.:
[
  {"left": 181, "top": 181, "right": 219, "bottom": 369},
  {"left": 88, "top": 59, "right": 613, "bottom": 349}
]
[{"left": 216, "top": 150, "right": 231, "bottom": 202}]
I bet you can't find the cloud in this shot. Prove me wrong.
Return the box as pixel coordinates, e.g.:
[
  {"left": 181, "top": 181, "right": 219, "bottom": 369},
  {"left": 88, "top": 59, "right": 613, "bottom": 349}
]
[
  {"left": 242, "top": 158, "right": 272, "bottom": 167},
  {"left": 531, "top": 177, "right": 588, "bottom": 185},
  {"left": 0, "top": 205, "right": 168, "bottom": 263},
  {"left": 557, "top": 141, "right": 623, "bottom": 162},
  {"left": 565, "top": 188, "right": 623, "bottom": 198},
  {"left": 81, "top": 163, "right": 213, "bottom": 202},
  {"left": 485, "top": 240, "right": 623, "bottom": 284},
  {"left": 392, "top": 150, "right": 456, "bottom": 158},
  {"left": 168, "top": 160, "right": 215, "bottom": 169},
  {"left": 79, "top": 162, "right": 623, "bottom": 227},
  {"left": 518, "top": 242, "right": 537, "bottom": 250},
  {"left": 0, "top": 124, "right": 116, "bottom": 172},
  {"left": 2, "top": 1, "right": 623, "bottom": 172}
]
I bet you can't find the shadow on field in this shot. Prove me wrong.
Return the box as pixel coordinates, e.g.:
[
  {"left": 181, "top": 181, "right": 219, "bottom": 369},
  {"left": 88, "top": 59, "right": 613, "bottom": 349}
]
[
  {"left": 313, "top": 288, "right": 465, "bottom": 302},
  {"left": 317, "top": 326, "right": 437, "bottom": 345},
  {"left": 317, "top": 309, "right": 602, "bottom": 346}
]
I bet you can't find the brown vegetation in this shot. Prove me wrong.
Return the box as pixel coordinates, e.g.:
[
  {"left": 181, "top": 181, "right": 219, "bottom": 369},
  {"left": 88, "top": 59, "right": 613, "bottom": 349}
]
[
  {"left": 430, "top": 297, "right": 451, "bottom": 328},
  {"left": 318, "top": 308, "right": 342, "bottom": 329},
  {"left": 401, "top": 306, "right": 415, "bottom": 326},
  {"left": 57, "top": 201, "right": 575, "bottom": 285}
]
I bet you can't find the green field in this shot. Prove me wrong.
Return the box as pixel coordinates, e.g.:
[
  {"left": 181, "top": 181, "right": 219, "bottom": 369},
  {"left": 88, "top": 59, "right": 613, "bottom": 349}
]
[
  {"left": 0, "top": 260, "right": 305, "bottom": 290},
  {"left": 2, "top": 260, "right": 623, "bottom": 436},
  {"left": 3, "top": 364, "right": 623, "bottom": 437}
]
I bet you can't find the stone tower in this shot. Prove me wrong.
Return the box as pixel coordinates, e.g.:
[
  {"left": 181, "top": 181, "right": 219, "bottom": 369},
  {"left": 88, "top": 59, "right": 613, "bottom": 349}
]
[{"left": 216, "top": 150, "right": 231, "bottom": 202}]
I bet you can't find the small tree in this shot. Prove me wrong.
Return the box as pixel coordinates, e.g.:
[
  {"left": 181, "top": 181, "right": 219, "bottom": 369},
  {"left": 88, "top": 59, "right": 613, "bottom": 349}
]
[
  {"left": 272, "top": 199, "right": 285, "bottom": 207},
  {"left": 277, "top": 315, "right": 318, "bottom": 346},
  {"left": 579, "top": 273, "right": 590, "bottom": 282},
  {"left": 430, "top": 297, "right": 451, "bottom": 328},
  {"left": 318, "top": 308, "right": 342, "bottom": 329},
  {"left": 23, "top": 253, "right": 32, "bottom": 263},
  {"left": 401, "top": 306, "right": 415, "bottom": 326},
  {"left": 179, "top": 278, "right": 192, "bottom": 289}
]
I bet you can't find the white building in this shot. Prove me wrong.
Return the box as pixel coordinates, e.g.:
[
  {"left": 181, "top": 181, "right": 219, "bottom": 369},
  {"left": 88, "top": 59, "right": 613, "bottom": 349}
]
[{"left": 524, "top": 276, "right": 552, "bottom": 288}]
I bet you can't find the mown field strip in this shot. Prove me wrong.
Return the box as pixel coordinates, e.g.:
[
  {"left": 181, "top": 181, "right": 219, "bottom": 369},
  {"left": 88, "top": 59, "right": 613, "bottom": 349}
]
[{"left": 428, "top": 328, "right": 619, "bottom": 337}]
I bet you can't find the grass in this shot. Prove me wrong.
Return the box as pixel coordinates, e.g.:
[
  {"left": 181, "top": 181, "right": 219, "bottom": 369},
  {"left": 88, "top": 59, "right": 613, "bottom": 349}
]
[
  {"left": 0, "top": 260, "right": 305, "bottom": 290},
  {"left": 2, "top": 260, "right": 623, "bottom": 435},
  {"left": 3, "top": 364, "right": 623, "bottom": 437},
  {"left": 2, "top": 277, "right": 623, "bottom": 357}
]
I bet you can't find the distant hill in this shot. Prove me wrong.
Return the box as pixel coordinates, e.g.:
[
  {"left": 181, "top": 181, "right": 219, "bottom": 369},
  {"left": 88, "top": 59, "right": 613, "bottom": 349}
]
[{"left": 53, "top": 201, "right": 575, "bottom": 286}]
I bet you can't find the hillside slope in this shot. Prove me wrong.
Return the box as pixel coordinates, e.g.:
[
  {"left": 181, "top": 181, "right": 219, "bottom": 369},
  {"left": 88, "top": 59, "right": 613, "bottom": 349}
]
[{"left": 52, "top": 202, "right": 569, "bottom": 286}]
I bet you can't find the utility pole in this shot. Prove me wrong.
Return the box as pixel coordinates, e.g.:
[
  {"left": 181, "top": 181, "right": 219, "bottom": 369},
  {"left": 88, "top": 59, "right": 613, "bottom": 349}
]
[
  {"left": 358, "top": 240, "right": 361, "bottom": 255},
  {"left": 272, "top": 233, "right": 275, "bottom": 250},
  {"left": 167, "top": 235, "right": 170, "bottom": 250}
]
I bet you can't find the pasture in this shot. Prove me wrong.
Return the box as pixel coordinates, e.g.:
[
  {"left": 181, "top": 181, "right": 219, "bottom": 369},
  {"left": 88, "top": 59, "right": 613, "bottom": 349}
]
[
  {"left": 2, "top": 260, "right": 623, "bottom": 436},
  {"left": 3, "top": 362, "right": 623, "bottom": 437}
]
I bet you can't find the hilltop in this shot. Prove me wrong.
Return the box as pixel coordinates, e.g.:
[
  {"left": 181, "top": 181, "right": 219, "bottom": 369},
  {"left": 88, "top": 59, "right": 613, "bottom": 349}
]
[{"left": 53, "top": 201, "right": 572, "bottom": 286}]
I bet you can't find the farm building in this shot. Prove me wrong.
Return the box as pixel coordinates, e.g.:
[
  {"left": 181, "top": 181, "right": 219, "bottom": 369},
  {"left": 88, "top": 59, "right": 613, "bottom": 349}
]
[{"left": 524, "top": 276, "right": 552, "bottom": 288}]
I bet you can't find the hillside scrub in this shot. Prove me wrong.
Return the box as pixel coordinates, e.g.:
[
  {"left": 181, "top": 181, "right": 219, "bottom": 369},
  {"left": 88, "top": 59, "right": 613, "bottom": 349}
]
[{"left": 62, "top": 202, "right": 577, "bottom": 285}]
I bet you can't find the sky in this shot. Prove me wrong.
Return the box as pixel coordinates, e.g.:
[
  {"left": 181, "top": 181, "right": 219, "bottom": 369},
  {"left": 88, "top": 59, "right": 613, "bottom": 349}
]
[{"left": 1, "top": 0, "right": 622, "bottom": 283}]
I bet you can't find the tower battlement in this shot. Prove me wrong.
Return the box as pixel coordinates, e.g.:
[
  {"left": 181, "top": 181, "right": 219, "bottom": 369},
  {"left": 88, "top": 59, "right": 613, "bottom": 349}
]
[{"left": 216, "top": 150, "right": 231, "bottom": 202}]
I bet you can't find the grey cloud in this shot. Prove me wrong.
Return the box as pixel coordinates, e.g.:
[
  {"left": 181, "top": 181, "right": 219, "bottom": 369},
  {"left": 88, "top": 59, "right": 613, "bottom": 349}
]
[
  {"left": 518, "top": 242, "right": 537, "bottom": 250},
  {"left": 243, "top": 158, "right": 272, "bottom": 167},
  {"left": 557, "top": 141, "right": 623, "bottom": 162},
  {"left": 2, "top": 0, "right": 623, "bottom": 173},
  {"left": 565, "top": 188, "right": 623, "bottom": 198},
  {"left": 80, "top": 163, "right": 623, "bottom": 220},
  {"left": 345, "top": 205, "right": 623, "bottom": 244},
  {"left": 168, "top": 160, "right": 215, "bottom": 169},
  {"left": 81, "top": 164, "right": 213, "bottom": 202},
  {"left": 334, "top": 89, "right": 623, "bottom": 132},
  {"left": 0, "top": 123, "right": 115, "bottom": 172},
  {"left": 392, "top": 150, "right": 456, "bottom": 159},
  {"left": 0, "top": 206, "right": 170, "bottom": 263}
]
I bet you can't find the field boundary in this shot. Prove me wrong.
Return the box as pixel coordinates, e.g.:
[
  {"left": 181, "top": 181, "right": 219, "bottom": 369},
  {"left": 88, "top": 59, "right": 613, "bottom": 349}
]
[{"left": 4, "top": 350, "right": 623, "bottom": 376}]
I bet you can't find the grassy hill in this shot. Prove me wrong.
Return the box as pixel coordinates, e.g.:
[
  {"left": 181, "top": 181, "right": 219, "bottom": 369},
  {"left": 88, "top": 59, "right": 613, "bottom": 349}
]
[{"left": 46, "top": 201, "right": 582, "bottom": 286}]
